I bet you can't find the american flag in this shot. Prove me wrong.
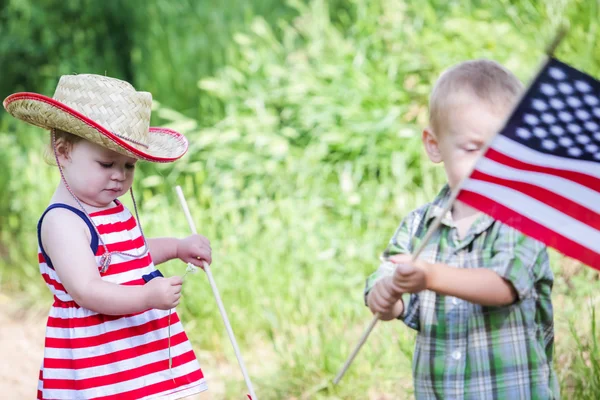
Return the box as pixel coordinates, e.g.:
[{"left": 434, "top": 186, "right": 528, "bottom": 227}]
[{"left": 457, "top": 57, "right": 600, "bottom": 270}]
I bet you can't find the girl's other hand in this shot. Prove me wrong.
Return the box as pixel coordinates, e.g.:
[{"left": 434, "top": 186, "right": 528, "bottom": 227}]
[
  {"left": 144, "top": 276, "right": 183, "bottom": 310},
  {"left": 176, "top": 234, "right": 212, "bottom": 268}
]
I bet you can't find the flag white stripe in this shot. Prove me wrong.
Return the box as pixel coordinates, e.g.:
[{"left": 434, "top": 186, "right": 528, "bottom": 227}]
[
  {"left": 49, "top": 305, "right": 98, "bottom": 319},
  {"left": 40, "top": 242, "right": 147, "bottom": 267},
  {"left": 491, "top": 135, "right": 600, "bottom": 179},
  {"left": 44, "top": 321, "right": 185, "bottom": 359},
  {"left": 462, "top": 180, "right": 600, "bottom": 253},
  {"left": 141, "top": 381, "right": 208, "bottom": 400},
  {"left": 100, "top": 244, "right": 150, "bottom": 270},
  {"left": 53, "top": 293, "right": 72, "bottom": 302},
  {"left": 102, "top": 264, "right": 156, "bottom": 284},
  {"left": 46, "top": 309, "right": 171, "bottom": 339},
  {"left": 41, "top": 358, "right": 202, "bottom": 399},
  {"left": 475, "top": 157, "right": 600, "bottom": 213},
  {"left": 100, "top": 227, "right": 144, "bottom": 245},
  {"left": 91, "top": 208, "right": 130, "bottom": 226},
  {"left": 42, "top": 340, "right": 194, "bottom": 380}
]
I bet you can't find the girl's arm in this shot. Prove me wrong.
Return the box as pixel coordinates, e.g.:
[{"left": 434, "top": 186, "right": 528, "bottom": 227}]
[
  {"left": 42, "top": 209, "right": 181, "bottom": 315},
  {"left": 147, "top": 237, "right": 179, "bottom": 265},
  {"left": 148, "top": 235, "right": 212, "bottom": 267}
]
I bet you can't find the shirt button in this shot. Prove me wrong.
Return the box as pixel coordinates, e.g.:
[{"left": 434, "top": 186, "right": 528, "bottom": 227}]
[
  {"left": 452, "top": 350, "right": 461, "bottom": 360},
  {"left": 452, "top": 298, "right": 459, "bottom": 305}
]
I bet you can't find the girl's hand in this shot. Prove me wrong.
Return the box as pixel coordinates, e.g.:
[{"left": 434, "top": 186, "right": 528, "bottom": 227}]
[
  {"left": 176, "top": 234, "right": 212, "bottom": 268},
  {"left": 145, "top": 276, "right": 183, "bottom": 310}
]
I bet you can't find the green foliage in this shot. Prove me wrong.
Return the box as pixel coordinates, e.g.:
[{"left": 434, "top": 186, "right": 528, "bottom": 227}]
[
  {"left": 0, "top": 0, "right": 137, "bottom": 96},
  {"left": 1, "top": 0, "right": 599, "bottom": 398},
  {"left": 567, "top": 307, "right": 600, "bottom": 399},
  {"left": 130, "top": 0, "right": 299, "bottom": 124}
]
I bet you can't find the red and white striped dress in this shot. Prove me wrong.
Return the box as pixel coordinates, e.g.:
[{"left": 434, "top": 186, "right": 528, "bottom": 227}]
[{"left": 36, "top": 200, "right": 207, "bottom": 399}]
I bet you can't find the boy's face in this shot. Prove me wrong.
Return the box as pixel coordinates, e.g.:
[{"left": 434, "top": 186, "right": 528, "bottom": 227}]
[
  {"left": 423, "top": 97, "right": 509, "bottom": 189},
  {"left": 58, "top": 139, "right": 137, "bottom": 207}
]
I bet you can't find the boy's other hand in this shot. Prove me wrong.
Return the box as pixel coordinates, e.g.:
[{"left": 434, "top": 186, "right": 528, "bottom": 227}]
[
  {"left": 367, "top": 277, "right": 404, "bottom": 321},
  {"left": 389, "top": 254, "right": 429, "bottom": 293}
]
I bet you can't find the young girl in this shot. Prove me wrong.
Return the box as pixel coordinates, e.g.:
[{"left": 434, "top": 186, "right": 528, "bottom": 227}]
[{"left": 4, "top": 74, "right": 212, "bottom": 399}]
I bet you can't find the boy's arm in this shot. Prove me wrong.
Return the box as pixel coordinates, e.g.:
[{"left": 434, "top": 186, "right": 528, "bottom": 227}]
[
  {"left": 392, "top": 224, "right": 547, "bottom": 306},
  {"left": 425, "top": 263, "right": 517, "bottom": 306}
]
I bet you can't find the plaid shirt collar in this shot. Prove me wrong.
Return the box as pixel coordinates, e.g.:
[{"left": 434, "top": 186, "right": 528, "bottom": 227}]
[{"left": 424, "top": 184, "right": 496, "bottom": 242}]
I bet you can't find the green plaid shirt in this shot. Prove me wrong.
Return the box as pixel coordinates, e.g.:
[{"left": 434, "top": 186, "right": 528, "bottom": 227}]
[{"left": 365, "top": 185, "right": 559, "bottom": 399}]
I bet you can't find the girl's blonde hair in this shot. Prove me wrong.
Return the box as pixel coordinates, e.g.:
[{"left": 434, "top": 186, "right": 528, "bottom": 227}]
[{"left": 44, "top": 129, "right": 83, "bottom": 165}]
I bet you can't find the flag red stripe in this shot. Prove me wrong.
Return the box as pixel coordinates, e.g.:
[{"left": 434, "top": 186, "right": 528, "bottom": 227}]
[
  {"left": 52, "top": 299, "right": 80, "bottom": 308},
  {"left": 458, "top": 190, "right": 600, "bottom": 270},
  {"left": 122, "top": 278, "right": 145, "bottom": 286},
  {"left": 486, "top": 147, "right": 600, "bottom": 193},
  {"left": 42, "top": 350, "right": 196, "bottom": 390},
  {"left": 42, "top": 273, "right": 66, "bottom": 293},
  {"left": 88, "top": 202, "right": 124, "bottom": 217},
  {"left": 101, "top": 254, "right": 152, "bottom": 276},
  {"left": 48, "top": 275, "right": 144, "bottom": 307},
  {"left": 42, "top": 274, "right": 146, "bottom": 306},
  {"left": 47, "top": 311, "right": 145, "bottom": 329},
  {"left": 41, "top": 235, "right": 146, "bottom": 259},
  {"left": 43, "top": 331, "right": 188, "bottom": 369},
  {"left": 92, "top": 369, "right": 205, "bottom": 400},
  {"left": 45, "top": 313, "right": 180, "bottom": 349},
  {"left": 470, "top": 170, "right": 600, "bottom": 230},
  {"left": 96, "top": 215, "right": 137, "bottom": 234},
  {"left": 95, "top": 236, "right": 145, "bottom": 255},
  {"left": 38, "top": 369, "right": 43, "bottom": 400}
]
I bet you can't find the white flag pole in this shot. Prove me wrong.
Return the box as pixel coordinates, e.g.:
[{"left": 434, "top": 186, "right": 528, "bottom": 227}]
[{"left": 175, "top": 186, "right": 258, "bottom": 400}]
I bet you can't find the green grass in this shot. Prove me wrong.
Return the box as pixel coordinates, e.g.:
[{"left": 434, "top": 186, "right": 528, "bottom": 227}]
[{"left": 1, "top": 0, "right": 600, "bottom": 398}]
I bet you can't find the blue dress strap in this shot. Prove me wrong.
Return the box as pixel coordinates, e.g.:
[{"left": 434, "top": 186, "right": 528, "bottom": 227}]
[{"left": 37, "top": 203, "right": 100, "bottom": 270}]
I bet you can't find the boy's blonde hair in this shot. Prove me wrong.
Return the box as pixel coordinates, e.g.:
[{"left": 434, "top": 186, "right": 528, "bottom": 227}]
[{"left": 429, "top": 59, "right": 523, "bottom": 134}]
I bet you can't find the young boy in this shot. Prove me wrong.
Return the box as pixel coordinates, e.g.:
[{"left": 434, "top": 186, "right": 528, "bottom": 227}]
[{"left": 365, "top": 60, "right": 559, "bottom": 399}]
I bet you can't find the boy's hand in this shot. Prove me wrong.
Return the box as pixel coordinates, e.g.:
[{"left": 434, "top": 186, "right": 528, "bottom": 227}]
[
  {"left": 145, "top": 276, "right": 183, "bottom": 310},
  {"left": 389, "top": 254, "right": 429, "bottom": 293},
  {"left": 367, "top": 277, "right": 405, "bottom": 321},
  {"left": 176, "top": 234, "right": 212, "bottom": 268}
]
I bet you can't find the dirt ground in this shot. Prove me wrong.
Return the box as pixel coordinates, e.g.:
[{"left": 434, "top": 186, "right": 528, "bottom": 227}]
[
  {"left": 0, "top": 296, "right": 46, "bottom": 399},
  {"left": 0, "top": 295, "right": 226, "bottom": 400}
]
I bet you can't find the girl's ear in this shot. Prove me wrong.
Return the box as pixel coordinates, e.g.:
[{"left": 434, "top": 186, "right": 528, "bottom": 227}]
[
  {"left": 422, "top": 128, "right": 442, "bottom": 163},
  {"left": 53, "top": 136, "right": 72, "bottom": 166}
]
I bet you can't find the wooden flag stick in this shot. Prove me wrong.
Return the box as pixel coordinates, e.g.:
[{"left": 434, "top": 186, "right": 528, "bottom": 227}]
[
  {"left": 332, "top": 209, "right": 447, "bottom": 385},
  {"left": 545, "top": 25, "right": 568, "bottom": 56},
  {"left": 175, "top": 186, "right": 258, "bottom": 400}
]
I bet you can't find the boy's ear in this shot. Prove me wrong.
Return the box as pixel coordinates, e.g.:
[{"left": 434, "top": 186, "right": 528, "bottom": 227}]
[{"left": 422, "top": 128, "right": 442, "bottom": 163}]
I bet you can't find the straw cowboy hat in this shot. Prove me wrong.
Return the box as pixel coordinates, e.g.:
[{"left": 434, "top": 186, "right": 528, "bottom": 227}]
[{"left": 3, "top": 74, "right": 188, "bottom": 162}]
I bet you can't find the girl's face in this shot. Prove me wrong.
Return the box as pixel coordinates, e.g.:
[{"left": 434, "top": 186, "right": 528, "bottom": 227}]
[{"left": 57, "top": 139, "right": 137, "bottom": 208}]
